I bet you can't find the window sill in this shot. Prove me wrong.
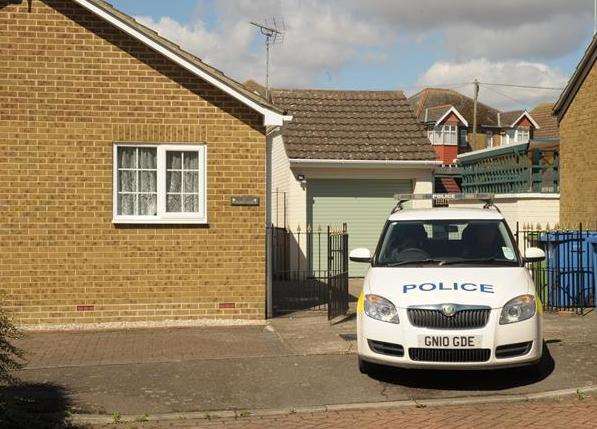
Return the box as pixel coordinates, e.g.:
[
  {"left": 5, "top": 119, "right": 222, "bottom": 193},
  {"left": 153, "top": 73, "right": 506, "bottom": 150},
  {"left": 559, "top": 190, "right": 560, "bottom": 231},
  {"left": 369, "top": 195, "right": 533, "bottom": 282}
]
[{"left": 112, "top": 217, "right": 208, "bottom": 225}]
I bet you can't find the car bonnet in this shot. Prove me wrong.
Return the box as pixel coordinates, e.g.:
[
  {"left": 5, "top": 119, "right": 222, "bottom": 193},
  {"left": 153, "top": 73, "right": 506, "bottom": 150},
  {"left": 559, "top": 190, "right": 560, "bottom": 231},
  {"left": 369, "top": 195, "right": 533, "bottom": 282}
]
[{"left": 365, "top": 266, "right": 534, "bottom": 309}]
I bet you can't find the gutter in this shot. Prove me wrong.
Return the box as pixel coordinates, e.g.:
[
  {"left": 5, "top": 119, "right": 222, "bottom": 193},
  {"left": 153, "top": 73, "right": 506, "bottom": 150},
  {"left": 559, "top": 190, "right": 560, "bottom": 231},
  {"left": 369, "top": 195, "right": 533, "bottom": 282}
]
[{"left": 288, "top": 158, "right": 441, "bottom": 169}]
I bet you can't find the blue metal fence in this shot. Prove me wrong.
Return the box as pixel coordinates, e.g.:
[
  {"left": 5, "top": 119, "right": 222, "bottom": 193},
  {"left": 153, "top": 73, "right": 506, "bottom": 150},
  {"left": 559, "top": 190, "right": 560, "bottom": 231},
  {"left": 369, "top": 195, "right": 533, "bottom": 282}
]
[{"left": 516, "top": 223, "right": 596, "bottom": 312}]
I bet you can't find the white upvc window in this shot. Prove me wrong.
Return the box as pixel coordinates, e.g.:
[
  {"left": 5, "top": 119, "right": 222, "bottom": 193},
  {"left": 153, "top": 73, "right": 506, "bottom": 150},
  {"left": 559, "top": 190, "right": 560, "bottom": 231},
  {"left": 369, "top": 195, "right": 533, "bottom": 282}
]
[
  {"left": 429, "top": 124, "right": 457, "bottom": 145},
  {"left": 113, "top": 144, "right": 207, "bottom": 224},
  {"left": 503, "top": 128, "right": 530, "bottom": 145},
  {"left": 516, "top": 128, "right": 530, "bottom": 143}
]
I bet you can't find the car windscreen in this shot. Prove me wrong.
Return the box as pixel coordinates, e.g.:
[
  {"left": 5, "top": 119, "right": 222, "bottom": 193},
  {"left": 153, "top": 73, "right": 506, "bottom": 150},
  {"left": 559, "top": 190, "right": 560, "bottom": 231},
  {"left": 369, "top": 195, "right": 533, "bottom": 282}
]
[{"left": 374, "top": 219, "right": 519, "bottom": 267}]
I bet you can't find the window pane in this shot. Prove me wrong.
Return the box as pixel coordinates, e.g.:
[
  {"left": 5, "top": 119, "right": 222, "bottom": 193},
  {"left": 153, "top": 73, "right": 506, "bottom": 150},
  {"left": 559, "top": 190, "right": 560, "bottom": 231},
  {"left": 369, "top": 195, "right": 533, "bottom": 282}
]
[
  {"left": 139, "top": 148, "right": 157, "bottom": 169},
  {"left": 166, "top": 171, "right": 181, "bottom": 192},
  {"left": 139, "top": 194, "right": 157, "bottom": 215},
  {"left": 183, "top": 151, "right": 199, "bottom": 170},
  {"left": 118, "top": 147, "right": 136, "bottom": 168},
  {"left": 166, "top": 152, "right": 182, "bottom": 169},
  {"left": 166, "top": 194, "right": 181, "bottom": 212},
  {"left": 118, "top": 194, "right": 135, "bottom": 215},
  {"left": 139, "top": 171, "right": 157, "bottom": 192},
  {"left": 118, "top": 170, "right": 136, "bottom": 192},
  {"left": 184, "top": 194, "right": 199, "bottom": 212},
  {"left": 183, "top": 172, "right": 198, "bottom": 193}
]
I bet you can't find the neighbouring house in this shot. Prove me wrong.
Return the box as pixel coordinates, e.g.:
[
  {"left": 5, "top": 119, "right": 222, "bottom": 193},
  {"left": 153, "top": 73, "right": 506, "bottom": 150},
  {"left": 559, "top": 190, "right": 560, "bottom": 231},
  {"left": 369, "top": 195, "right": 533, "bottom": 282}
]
[
  {"left": 408, "top": 88, "right": 540, "bottom": 162},
  {"left": 449, "top": 103, "right": 560, "bottom": 229},
  {"left": 252, "top": 86, "right": 440, "bottom": 277},
  {"left": 553, "top": 35, "right": 597, "bottom": 228},
  {"left": 0, "top": 0, "right": 290, "bottom": 327},
  {"left": 408, "top": 88, "right": 542, "bottom": 196}
]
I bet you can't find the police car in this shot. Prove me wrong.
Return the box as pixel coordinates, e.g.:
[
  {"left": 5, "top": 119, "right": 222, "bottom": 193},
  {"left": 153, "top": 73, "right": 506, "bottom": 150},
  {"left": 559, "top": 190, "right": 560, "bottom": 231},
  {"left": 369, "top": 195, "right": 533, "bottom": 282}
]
[{"left": 352, "top": 193, "right": 546, "bottom": 373}]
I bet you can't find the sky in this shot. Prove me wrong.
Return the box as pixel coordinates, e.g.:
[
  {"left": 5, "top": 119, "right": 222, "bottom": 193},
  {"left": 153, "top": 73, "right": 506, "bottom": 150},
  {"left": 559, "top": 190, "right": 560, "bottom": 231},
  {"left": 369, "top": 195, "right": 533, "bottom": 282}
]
[{"left": 109, "top": 0, "right": 595, "bottom": 110}]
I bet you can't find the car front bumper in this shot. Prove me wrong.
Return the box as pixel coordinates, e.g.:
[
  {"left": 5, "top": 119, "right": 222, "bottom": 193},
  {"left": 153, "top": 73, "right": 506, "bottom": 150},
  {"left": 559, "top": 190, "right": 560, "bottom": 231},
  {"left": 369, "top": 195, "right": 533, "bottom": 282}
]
[{"left": 357, "top": 308, "right": 543, "bottom": 370}]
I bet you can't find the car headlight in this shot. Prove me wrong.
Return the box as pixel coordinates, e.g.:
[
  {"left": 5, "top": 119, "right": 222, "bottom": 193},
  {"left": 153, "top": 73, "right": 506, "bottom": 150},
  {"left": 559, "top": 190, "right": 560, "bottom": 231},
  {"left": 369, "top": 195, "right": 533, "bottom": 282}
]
[
  {"left": 364, "top": 294, "right": 399, "bottom": 324},
  {"left": 500, "top": 295, "right": 536, "bottom": 324}
]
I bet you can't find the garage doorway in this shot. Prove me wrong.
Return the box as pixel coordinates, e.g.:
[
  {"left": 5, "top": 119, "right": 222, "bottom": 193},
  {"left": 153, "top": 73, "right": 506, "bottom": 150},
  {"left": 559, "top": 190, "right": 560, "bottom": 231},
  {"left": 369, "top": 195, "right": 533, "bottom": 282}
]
[{"left": 307, "top": 179, "right": 412, "bottom": 277}]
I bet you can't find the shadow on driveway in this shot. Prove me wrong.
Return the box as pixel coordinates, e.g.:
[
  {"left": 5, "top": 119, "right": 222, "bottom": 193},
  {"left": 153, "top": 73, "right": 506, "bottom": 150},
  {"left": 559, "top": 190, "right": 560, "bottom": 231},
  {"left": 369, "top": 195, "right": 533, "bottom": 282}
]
[
  {"left": 368, "top": 343, "right": 555, "bottom": 391},
  {"left": 0, "top": 382, "right": 80, "bottom": 429}
]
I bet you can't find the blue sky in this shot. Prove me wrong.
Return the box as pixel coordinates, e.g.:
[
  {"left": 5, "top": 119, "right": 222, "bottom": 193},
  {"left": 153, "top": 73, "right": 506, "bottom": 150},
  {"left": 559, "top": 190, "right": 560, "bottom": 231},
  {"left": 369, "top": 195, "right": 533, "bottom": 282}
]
[{"left": 109, "top": 0, "right": 594, "bottom": 109}]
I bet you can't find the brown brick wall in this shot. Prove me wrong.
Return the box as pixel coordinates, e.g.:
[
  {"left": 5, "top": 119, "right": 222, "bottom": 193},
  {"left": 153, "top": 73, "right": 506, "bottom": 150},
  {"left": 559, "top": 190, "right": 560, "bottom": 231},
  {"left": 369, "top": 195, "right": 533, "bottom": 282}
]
[
  {"left": 559, "top": 63, "right": 597, "bottom": 228},
  {"left": 0, "top": 0, "right": 267, "bottom": 325}
]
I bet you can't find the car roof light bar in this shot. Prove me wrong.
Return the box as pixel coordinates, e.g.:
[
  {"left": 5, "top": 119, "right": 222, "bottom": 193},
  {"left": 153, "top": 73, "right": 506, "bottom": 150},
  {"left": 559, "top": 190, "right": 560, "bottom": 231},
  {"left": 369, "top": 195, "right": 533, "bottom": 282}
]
[{"left": 391, "top": 193, "right": 496, "bottom": 212}]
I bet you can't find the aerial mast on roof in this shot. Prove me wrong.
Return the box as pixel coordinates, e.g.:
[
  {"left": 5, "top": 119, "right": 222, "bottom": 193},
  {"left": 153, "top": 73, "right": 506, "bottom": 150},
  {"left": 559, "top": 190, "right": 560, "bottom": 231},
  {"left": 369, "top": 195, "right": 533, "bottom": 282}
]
[{"left": 250, "top": 18, "right": 285, "bottom": 102}]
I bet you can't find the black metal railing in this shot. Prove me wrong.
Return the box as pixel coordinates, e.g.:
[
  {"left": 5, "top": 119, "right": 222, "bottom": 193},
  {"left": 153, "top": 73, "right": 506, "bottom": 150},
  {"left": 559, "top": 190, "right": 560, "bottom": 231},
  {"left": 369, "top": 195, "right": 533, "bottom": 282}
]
[
  {"left": 268, "top": 224, "right": 349, "bottom": 320},
  {"left": 515, "top": 222, "right": 596, "bottom": 312}
]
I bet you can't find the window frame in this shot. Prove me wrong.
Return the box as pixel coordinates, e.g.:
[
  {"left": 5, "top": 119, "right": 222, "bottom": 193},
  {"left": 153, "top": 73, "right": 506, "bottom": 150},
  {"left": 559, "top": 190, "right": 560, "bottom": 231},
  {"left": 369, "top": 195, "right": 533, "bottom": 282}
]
[
  {"left": 429, "top": 124, "right": 457, "bottom": 145},
  {"left": 112, "top": 143, "right": 207, "bottom": 224}
]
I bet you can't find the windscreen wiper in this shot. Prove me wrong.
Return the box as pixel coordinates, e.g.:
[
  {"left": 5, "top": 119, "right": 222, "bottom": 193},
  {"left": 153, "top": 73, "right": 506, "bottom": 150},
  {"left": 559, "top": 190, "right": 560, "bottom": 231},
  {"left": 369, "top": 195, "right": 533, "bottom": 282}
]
[
  {"left": 438, "top": 257, "right": 516, "bottom": 265},
  {"left": 384, "top": 258, "right": 446, "bottom": 267}
]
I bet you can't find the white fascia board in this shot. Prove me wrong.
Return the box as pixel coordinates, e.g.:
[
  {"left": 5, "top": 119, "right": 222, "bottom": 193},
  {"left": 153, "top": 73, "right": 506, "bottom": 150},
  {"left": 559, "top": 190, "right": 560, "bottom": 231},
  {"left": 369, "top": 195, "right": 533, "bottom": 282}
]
[
  {"left": 456, "top": 141, "right": 528, "bottom": 160},
  {"left": 289, "top": 158, "right": 442, "bottom": 169},
  {"left": 511, "top": 111, "right": 540, "bottom": 129},
  {"left": 436, "top": 106, "right": 469, "bottom": 127},
  {"left": 73, "top": 0, "right": 288, "bottom": 127}
]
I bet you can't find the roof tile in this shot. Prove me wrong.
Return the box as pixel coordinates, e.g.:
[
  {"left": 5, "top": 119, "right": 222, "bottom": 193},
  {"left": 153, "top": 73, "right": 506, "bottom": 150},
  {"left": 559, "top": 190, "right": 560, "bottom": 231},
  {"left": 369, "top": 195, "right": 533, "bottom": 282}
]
[{"left": 271, "top": 89, "right": 437, "bottom": 161}]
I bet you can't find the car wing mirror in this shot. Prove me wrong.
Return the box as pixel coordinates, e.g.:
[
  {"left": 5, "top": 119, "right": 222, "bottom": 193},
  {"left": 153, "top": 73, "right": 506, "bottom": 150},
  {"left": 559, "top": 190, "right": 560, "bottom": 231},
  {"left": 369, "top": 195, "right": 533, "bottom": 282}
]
[
  {"left": 349, "top": 248, "right": 372, "bottom": 263},
  {"left": 523, "top": 247, "right": 545, "bottom": 263}
]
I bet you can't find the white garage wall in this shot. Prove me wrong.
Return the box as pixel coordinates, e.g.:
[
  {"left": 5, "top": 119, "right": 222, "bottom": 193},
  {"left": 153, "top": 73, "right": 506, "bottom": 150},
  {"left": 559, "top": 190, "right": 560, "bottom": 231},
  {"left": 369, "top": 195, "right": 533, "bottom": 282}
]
[{"left": 451, "top": 194, "right": 560, "bottom": 230}]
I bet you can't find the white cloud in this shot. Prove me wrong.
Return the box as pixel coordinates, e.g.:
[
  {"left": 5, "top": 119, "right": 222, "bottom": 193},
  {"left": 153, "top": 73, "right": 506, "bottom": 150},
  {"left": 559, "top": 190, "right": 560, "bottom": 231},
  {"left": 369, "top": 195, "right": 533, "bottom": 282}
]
[
  {"left": 137, "top": 1, "right": 389, "bottom": 88},
  {"left": 345, "top": 0, "right": 592, "bottom": 61},
  {"left": 132, "top": 0, "right": 590, "bottom": 108},
  {"left": 416, "top": 59, "right": 569, "bottom": 109}
]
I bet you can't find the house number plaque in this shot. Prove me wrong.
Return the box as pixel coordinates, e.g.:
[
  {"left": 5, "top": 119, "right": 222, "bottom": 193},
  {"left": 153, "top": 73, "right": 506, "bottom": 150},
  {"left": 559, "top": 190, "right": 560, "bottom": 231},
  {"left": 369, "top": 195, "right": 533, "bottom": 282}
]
[{"left": 231, "top": 196, "right": 260, "bottom": 206}]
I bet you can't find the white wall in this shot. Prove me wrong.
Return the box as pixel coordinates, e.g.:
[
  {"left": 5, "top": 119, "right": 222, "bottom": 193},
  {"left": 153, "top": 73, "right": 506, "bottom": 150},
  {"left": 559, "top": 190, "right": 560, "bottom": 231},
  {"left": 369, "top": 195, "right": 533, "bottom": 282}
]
[{"left": 451, "top": 194, "right": 560, "bottom": 230}]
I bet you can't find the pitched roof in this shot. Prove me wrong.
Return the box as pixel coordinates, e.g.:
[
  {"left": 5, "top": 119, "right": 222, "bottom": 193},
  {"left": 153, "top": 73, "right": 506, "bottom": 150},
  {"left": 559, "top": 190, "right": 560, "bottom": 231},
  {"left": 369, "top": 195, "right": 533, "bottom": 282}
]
[
  {"left": 498, "top": 110, "right": 525, "bottom": 127},
  {"left": 408, "top": 88, "right": 500, "bottom": 127},
  {"left": 530, "top": 104, "right": 559, "bottom": 139},
  {"left": 71, "top": 0, "right": 286, "bottom": 125},
  {"left": 554, "top": 35, "right": 597, "bottom": 121},
  {"left": 424, "top": 105, "right": 452, "bottom": 123},
  {"left": 270, "top": 89, "right": 437, "bottom": 161}
]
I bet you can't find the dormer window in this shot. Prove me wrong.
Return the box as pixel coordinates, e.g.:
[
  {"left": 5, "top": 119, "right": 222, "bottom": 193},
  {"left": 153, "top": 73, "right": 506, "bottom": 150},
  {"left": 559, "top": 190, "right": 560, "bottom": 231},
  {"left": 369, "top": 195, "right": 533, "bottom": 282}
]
[
  {"left": 503, "top": 128, "right": 530, "bottom": 145},
  {"left": 428, "top": 124, "right": 457, "bottom": 145}
]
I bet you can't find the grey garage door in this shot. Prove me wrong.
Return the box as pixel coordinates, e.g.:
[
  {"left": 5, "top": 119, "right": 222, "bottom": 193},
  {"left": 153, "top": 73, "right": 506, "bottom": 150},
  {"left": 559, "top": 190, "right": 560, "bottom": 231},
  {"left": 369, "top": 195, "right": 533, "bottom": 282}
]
[{"left": 308, "top": 179, "right": 413, "bottom": 277}]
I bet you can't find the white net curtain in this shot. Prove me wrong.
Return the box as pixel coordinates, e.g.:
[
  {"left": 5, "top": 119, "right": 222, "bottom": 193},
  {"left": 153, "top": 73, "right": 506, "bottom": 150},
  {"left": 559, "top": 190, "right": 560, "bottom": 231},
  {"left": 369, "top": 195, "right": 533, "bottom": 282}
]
[
  {"left": 166, "top": 151, "right": 200, "bottom": 213},
  {"left": 117, "top": 147, "right": 200, "bottom": 216}
]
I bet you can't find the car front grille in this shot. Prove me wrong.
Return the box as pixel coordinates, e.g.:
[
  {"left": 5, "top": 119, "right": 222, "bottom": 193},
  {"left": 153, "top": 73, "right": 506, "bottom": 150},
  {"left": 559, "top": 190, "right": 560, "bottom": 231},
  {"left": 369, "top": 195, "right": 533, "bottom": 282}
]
[
  {"left": 409, "top": 348, "right": 491, "bottom": 363},
  {"left": 407, "top": 308, "right": 490, "bottom": 329},
  {"left": 367, "top": 340, "right": 404, "bottom": 357}
]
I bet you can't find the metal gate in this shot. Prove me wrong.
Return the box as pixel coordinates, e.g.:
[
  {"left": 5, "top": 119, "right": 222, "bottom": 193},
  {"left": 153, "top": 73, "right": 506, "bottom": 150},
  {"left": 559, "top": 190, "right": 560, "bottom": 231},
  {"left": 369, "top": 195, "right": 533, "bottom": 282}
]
[
  {"left": 516, "top": 222, "right": 596, "bottom": 312},
  {"left": 268, "top": 224, "right": 349, "bottom": 320},
  {"left": 327, "top": 224, "right": 349, "bottom": 320}
]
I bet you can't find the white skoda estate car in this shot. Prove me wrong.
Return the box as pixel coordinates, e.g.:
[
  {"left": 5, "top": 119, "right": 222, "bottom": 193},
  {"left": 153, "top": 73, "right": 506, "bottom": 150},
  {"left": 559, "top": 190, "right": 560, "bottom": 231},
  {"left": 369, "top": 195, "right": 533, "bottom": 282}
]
[{"left": 352, "top": 194, "right": 546, "bottom": 373}]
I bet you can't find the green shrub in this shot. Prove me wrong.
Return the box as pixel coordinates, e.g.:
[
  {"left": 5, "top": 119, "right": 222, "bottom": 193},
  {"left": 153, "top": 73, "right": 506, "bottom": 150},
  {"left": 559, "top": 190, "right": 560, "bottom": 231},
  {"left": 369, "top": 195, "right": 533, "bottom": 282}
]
[{"left": 0, "top": 309, "right": 23, "bottom": 386}]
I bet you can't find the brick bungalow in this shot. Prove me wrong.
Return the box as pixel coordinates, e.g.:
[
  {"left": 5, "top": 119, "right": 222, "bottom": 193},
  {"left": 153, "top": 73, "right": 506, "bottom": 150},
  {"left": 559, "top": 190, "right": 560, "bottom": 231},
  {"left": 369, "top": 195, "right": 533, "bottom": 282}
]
[
  {"left": 0, "top": 0, "right": 290, "bottom": 327},
  {"left": 553, "top": 35, "right": 597, "bottom": 228}
]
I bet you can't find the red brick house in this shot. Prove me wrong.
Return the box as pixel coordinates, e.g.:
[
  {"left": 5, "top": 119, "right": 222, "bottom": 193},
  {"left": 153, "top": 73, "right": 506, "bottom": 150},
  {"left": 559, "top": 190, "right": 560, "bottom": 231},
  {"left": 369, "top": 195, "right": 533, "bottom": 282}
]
[{"left": 0, "top": 0, "right": 290, "bottom": 327}]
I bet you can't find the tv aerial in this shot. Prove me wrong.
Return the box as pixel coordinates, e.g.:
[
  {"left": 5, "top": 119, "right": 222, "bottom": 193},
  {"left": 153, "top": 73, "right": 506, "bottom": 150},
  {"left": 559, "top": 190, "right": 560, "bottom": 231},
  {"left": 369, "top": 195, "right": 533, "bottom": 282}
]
[{"left": 250, "top": 18, "right": 285, "bottom": 102}]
